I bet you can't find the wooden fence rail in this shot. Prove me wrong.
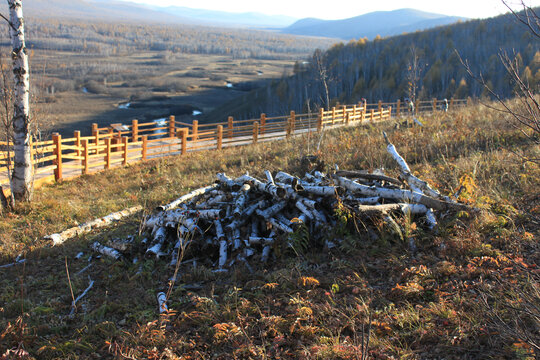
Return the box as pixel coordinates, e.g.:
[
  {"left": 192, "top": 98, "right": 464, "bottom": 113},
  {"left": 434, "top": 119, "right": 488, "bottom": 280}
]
[{"left": 0, "top": 98, "right": 468, "bottom": 189}]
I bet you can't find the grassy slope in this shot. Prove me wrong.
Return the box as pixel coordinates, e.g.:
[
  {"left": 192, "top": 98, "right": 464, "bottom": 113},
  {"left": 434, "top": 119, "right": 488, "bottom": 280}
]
[{"left": 0, "top": 103, "right": 539, "bottom": 359}]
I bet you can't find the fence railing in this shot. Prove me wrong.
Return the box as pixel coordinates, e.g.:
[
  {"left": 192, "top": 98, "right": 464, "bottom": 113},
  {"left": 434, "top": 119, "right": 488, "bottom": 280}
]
[{"left": 0, "top": 98, "right": 468, "bottom": 189}]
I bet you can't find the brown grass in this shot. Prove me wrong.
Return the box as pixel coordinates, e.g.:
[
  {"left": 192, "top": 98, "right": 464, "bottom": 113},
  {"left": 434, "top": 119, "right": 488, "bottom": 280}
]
[{"left": 0, "top": 102, "right": 539, "bottom": 359}]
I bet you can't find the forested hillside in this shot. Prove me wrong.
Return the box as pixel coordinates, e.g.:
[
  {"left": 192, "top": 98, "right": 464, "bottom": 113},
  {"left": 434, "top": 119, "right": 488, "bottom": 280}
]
[
  {"left": 207, "top": 10, "right": 539, "bottom": 120},
  {"left": 0, "top": 18, "right": 335, "bottom": 60},
  {"left": 282, "top": 9, "right": 466, "bottom": 40}
]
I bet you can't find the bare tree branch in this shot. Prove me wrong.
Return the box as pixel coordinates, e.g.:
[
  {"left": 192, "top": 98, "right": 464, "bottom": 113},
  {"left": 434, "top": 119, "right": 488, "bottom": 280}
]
[
  {"left": 0, "top": 12, "right": 16, "bottom": 32},
  {"left": 456, "top": 49, "right": 540, "bottom": 152},
  {"left": 502, "top": 0, "right": 540, "bottom": 38}
]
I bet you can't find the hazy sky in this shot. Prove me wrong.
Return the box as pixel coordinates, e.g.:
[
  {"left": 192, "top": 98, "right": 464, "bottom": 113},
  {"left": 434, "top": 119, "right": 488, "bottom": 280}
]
[{"left": 124, "top": 0, "right": 539, "bottom": 20}]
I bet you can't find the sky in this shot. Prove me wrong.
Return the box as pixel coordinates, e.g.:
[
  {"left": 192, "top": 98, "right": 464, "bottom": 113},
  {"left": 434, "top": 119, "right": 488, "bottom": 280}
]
[{"left": 124, "top": 0, "right": 540, "bottom": 20}]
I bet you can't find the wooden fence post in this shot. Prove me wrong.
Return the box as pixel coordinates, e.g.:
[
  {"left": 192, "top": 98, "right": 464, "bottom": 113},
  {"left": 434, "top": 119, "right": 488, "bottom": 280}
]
[
  {"left": 286, "top": 117, "right": 291, "bottom": 138},
  {"left": 378, "top": 100, "right": 382, "bottom": 115},
  {"left": 105, "top": 138, "right": 111, "bottom": 169},
  {"left": 192, "top": 120, "right": 199, "bottom": 142},
  {"left": 253, "top": 121, "right": 259, "bottom": 144},
  {"left": 53, "top": 133, "right": 62, "bottom": 181},
  {"left": 432, "top": 98, "right": 437, "bottom": 112},
  {"left": 142, "top": 135, "right": 148, "bottom": 161},
  {"left": 217, "top": 125, "right": 223, "bottom": 150},
  {"left": 290, "top": 111, "right": 296, "bottom": 134},
  {"left": 345, "top": 113, "right": 350, "bottom": 125},
  {"left": 82, "top": 139, "right": 89, "bottom": 175},
  {"left": 74, "top": 130, "right": 81, "bottom": 157},
  {"left": 379, "top": 106, "right": 383, "bottom": 120},
  {"left": 109, "top": 125, "right": 120, "bottom": 153},
  {"left": 388, "top": 106, "right": 392, "bottom": 119},
  {"left": 353, "top": 105, "right": 357, "bottom": 121},
  {"left": 94, "top": 131, "right": 100, "bottom": 155},
  {"left": 122, "top": 137, "right": 129, "bottom": 166},
  {"left": 228, "top": 116, "right": 233, "bottom": 139},
  {"left": 317, "top": 108, "right": 323, "bottom": 132},
  {"left": 91, "top": 123, "right": 98, "bottom": 137},
  {"left": 168, "top": 115, "right": 175, "bottom": 138},
  {"left": 342, "top": 105, "right": 347, "bottom": 123},
  {"left": 397, "top": 100, "right": 401, "bottom": 116},
  {"left": 331, "top": 107, "right": 336, "bottom": 125},
  {"left": 370, "top": 109, "right": 375, "bottom": 122},
  {"left": 178, "top": 128, "right": 188, "bottom": 155},
  {"left": 132, "top": 119, "right": 139, "bottom": 142},
  {"left": 260, "top": 113, "right": 266, "bottom": 135}
]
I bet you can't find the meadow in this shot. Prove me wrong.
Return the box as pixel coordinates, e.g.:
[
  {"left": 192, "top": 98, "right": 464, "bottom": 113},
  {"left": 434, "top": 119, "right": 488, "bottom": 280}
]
[
  {"left": 0, "top": 18, "right": 335, "bottom": 139},
  {"left": 0, "top": 102, "right": 538, "bottom": 359}
]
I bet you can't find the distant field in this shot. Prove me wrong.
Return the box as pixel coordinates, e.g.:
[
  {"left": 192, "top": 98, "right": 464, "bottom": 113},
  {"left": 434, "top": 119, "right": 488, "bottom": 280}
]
[
  {"left": 0, "top": 18, "right": 336, "bottom": 137},
  {"left": 30, "top": 51, "right": 298, "bottom": 136}
]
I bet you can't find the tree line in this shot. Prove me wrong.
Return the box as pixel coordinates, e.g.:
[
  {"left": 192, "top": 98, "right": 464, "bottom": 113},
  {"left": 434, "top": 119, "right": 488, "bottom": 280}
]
[
  {"left": 0, "top": 18, "right": 335, "bottom": 60},
  {"left": 207, "top": 10, "right": 539, "bottom": 120}
]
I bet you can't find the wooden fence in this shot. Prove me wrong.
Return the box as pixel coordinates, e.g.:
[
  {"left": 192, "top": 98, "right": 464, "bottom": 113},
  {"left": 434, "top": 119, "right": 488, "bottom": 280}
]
[{"left": 0, "top": 98, "right": 468, "bottom": 189}]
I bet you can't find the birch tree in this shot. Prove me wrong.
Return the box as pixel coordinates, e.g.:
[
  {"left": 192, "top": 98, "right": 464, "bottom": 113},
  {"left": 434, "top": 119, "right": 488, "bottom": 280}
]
[{"left": 1, "top": 0, "right": 32, "bottom": 202}]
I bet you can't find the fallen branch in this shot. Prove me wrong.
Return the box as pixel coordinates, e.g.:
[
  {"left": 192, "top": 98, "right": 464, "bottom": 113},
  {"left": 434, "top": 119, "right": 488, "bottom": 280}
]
[
  {"left": 46, "top": 205, "right": 143, "bottom": 246},
  {"left": 334, "top": 176, "right": 470, "bottom": 212},
  {"left": 69, "top": 277, "right": 94, "bottom": 317},
  {"left": 383, "top": 132, "right": 451, "bottom": 202},
  {"left": 335, "top": 170, "right": 403, "bottom": 187}
]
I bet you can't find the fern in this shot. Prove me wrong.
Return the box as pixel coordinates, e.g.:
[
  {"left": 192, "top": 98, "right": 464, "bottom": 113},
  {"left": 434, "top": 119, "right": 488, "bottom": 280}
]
[{"left": 288, "top": 223, "right": 310, "bottom": 255}]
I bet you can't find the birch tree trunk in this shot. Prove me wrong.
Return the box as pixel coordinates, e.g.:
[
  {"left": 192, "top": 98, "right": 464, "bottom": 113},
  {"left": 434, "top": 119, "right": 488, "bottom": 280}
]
[{"left": 8, "top": 0, "right": 32, "bottom": 201}]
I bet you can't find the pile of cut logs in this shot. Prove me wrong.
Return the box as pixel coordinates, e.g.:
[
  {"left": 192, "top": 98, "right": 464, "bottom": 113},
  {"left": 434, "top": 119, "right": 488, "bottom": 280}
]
[{"left": 89, "top": 133, "right": 471, "bottom": 270}]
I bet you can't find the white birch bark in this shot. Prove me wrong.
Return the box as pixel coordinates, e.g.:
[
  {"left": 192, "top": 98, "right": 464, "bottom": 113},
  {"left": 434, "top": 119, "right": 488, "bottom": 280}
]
[
  {"left": 91, "top": 242, "right": 122, "bottom": 260},
  {"left": 383, "top": 132, "right": 451, "bottom": 201},
  {"left": 8, "top": 0, "right": 32, "bottom": 201},
  {"left": 334, "top": 176, "right": 469, "bottom": 212},
  {"left": 157, "top": 292, "right": 168, "bottom": 313},
  {"left": 46, "top": 205, "right": 143, "bottom": 246},
  {"left": 157, "top": 184, "right": 218, "bottom": 211}
]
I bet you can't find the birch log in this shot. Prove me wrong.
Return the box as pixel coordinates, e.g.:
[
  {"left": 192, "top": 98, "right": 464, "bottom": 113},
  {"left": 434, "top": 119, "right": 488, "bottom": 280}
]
[
  {"left": 216, "top": 173, "right": 241, "bottom": 191},
  {"left": 47, "top": 205, "right": 143, "bottom": 246},
  {"left": 237, "top": 174, "right": 286, "bottom": 198},
  {"left": 146, "top": 226, "right": 167, "bottom": 257},
  {"left": 383, "top": 132, "right": 451, "bottom": 201},
  {"left": 233, "top": 184, "right": 250, "bottom": 218},
  {"left": 157, "top": 184, "right": 218, "bottom": 211},
  {"left": 334, "top": 176, "right": 469, "bottom": 212},
  {"left": 335, "top": 170, "right": 403, "bottom": 187},
  {"left": 8, "top": 0, "right": 32, "bottom": 201},
  {"left": 353, "top": 203, "right": 429, "bottom": 217},
  {"left": 91, "top": 242, "right": 122, "bottom": 260}
]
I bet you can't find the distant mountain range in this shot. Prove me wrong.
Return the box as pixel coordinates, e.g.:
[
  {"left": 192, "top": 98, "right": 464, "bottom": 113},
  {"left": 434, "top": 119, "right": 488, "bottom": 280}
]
[
  {"left": 155, "top": 6, "right": 297, "bottom": 28},
  {"left": 12, "top": 0, "right": 193, "bottom": 23},
  {"left": 13, "top": 1, "right": 467, "bottom": 39},
  {"left": 282, "top": 9, "right": 468, "bottom": 40},
  {"left": 14, "top": 0, "right": 297, "bottom": 27}
]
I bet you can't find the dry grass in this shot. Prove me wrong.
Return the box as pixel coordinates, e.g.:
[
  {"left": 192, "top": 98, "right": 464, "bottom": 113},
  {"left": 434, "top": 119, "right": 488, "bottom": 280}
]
[{"left": 0, "top": 102, "right": 539, "bottom": 359}]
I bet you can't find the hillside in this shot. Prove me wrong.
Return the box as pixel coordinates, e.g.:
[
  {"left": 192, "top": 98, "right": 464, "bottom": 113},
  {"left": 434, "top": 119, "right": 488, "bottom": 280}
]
[
  {"left": 283, "top": 8, "right": 467, "bottom": 40},
  {"left": 207, "top": 10, "right": 539, "bottom": 121},
  {"left": 0, "top": 103, "right": 538, "bottom": 358},
  {"left": 152, "top": 5, "right": 297, "bottom": 28},
  {"left": 0, "top": 0, "right": 296, "bottom": 27},
  {"left": 0, "top": 0, "right": 192, "bottom": 24}
]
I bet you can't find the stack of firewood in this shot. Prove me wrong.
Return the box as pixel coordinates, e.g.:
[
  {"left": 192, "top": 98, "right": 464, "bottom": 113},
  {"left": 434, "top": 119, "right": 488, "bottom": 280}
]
[{"left": 90, "top": 133, "right": 469, "bottom": 270}]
